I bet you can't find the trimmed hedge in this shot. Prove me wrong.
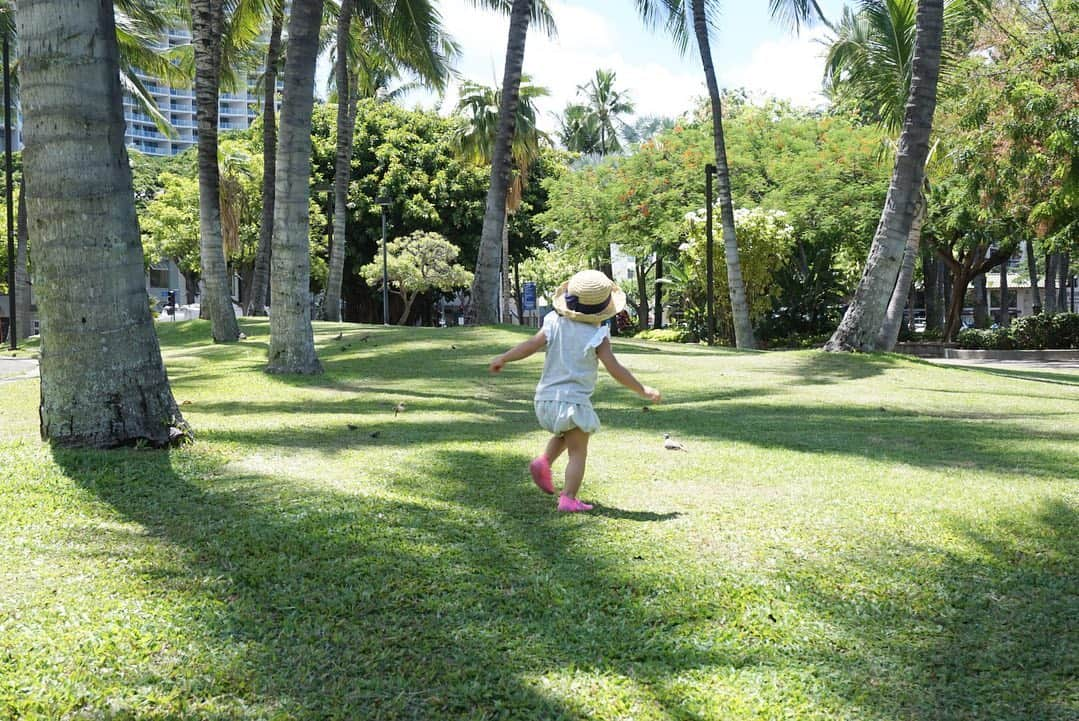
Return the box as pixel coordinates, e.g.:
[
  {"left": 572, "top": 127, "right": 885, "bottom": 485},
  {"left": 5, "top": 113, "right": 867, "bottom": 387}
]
[{"left": 957, "top": 313, "right": 1079, "bottom": 350}]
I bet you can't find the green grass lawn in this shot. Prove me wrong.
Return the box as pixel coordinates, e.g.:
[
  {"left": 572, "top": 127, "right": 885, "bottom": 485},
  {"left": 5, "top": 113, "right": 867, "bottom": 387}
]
[{"left": 1, "top": 320, "right": 1076, "bottom": 720}]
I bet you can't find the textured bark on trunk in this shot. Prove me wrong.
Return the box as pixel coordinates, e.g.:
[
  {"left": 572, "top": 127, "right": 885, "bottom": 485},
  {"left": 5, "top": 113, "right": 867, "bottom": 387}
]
[
  {"left": 692, "top": 0, "right": 755, "bottom": 349},
  {"left": 877, "top": 192, "right": 925, "bottom": 350},
  {"left": 14, "top": 175, "right": 31, "bottom": 340},
  {"left": 826, "top": 0, "right": 944, "bottom": 352},
  {"left": 1025, "top": 238, "right": 1041, "bottom": 312},
  {"left": 267, "top": 0, "right": 324, "bottom": 374},
  {"left": 973, "top": 273, "right": 989, "bottom": 327},
  {"left": 247, "top": 5, "right": 283, "bottom": 317},
  {"left": 19, "top": 0, "right": 185, "bottom": 447},
  {"left": 501, "top": 212, "right": 514, "bottom": 323},
  {"left": 191, "top": 0, "right": 240, "bottom": 341},
  {"left": 998, "top": 259, "right": 1009, "bottom": 327},
  {"left": 323, "top": 0, "right": 355, "bottom": 323},
  {"left": 470, "top": 0, "right": 530, "bottom": 324}
]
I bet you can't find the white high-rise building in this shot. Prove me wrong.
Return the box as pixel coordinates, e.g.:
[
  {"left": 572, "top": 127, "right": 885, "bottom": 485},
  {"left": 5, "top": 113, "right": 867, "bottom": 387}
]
[{"left": 124, "top": 28, "right": 264, "bottom": 156}]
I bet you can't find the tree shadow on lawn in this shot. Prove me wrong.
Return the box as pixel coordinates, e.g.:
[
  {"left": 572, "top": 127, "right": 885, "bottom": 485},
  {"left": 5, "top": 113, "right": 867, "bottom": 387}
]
[
  {"left": 780, "top": 497, "right": 1078, "bottom": 721},
  {"left": 52, "top": 448, "right": 756, "bottom": 719},
  {"left": 638, "top": 395, "right": 1079, "bottom": 480},
  {"left": 947, "top": 365, "right": 1079, "bottom": 388}
]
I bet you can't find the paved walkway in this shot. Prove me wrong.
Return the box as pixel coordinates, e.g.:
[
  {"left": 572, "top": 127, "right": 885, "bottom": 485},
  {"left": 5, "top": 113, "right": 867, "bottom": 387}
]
[
  {"left": 0, "top": 357, "right": 39, "bottom": 382},
  {"left": 928, "top": 358, "right": 1079, "bottom": 373}
]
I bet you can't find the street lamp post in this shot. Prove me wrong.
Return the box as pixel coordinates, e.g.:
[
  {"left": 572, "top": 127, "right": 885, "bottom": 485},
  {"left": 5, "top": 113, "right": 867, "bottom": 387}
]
[
  {"left": 4, "top": 27, "right": 15, "bottom": 350},
  {"left": 704, "top": 163, "right": 716, "bottom": 346},
  {"left": 376, "top": 196, "right": 391, "bottom": 326}
]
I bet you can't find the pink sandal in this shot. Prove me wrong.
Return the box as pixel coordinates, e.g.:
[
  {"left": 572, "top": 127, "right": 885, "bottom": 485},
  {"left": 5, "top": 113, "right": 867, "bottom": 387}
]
[
  {"left": 557, "top": 494, "right": 593, "bottom": 512},
  {"left": 529, "top": 456, "right": 554, "bottom": 494}
]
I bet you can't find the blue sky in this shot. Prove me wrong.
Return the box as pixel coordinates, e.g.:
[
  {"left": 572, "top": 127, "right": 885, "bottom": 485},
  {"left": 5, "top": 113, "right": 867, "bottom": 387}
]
[
  {"left": 436, "top": 0, "right": 849, "bottom": 128},
  {"left": 319, "top": 1, "right": 850, "bottom": 129}
]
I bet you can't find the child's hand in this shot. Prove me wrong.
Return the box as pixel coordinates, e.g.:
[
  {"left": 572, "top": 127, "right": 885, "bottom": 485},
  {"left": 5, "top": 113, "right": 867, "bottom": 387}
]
[
  {"left": 641, "top": 386, "right": 662, "bottom": 403},
  {"left": 489, "top": 355, "right": 506, "bottom": 373}
]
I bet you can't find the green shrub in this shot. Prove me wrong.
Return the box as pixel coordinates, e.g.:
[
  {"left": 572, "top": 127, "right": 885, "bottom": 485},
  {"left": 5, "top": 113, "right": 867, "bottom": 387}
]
[
  {"left": 635, "top": 328, "right": 691, "bottom": 343},
  {"left": 957, "top": 327, "right": 1016, "bottom": 350},
  {"left": 1049, "top": 313, "right": 1079, "bottom": 349}
]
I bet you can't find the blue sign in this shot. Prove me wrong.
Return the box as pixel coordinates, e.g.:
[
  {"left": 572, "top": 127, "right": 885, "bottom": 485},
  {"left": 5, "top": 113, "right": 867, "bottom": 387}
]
[{"left": 522, "top": 282, "right": 537, "bottom": 311}]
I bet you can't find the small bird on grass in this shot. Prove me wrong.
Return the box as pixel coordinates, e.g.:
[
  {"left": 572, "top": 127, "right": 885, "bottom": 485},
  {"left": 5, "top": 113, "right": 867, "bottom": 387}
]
[
  {"left": 369, "top": 431, "right": 381, "bottom": 439},
  {"left": 451, "top": 344, "right": 457, "bottom": 350},
  {"left": 663, "top": 433, "right": 688, "bottom": 451},
  {"left": 333, "top": 332, "right": 343, "bottom": 341},
  {"left": 238, "top": 332, "right": 247, "bottom": 340},
  {"left": 642, "top": 406, "right": 651, "bottom": 413},
  {"left": 347, "top": 423, "right": 359, "bottom": 430},
  {"left": 393, "top": 402, "right": 406, "bottom": 417}
]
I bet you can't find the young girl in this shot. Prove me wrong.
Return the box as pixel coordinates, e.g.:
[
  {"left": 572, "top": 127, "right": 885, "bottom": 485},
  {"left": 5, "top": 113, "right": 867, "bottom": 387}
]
[{"left": 489, "top": 270, "right": 662, "bottom": 512}]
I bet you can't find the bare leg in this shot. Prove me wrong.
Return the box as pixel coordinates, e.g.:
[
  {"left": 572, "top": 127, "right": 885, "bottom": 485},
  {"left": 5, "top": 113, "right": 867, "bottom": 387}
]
[
  {"left": 561, "top": 428, "right": 591, "bottom": 499},
  {"left": 544, "top": 435, "right": 566, "bottom": 464}
]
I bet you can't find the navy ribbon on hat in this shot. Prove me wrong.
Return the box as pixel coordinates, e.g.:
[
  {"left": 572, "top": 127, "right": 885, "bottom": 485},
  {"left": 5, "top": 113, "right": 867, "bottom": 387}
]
[{"left": 565, "top": 293, "right": 611, "bottom": 314}]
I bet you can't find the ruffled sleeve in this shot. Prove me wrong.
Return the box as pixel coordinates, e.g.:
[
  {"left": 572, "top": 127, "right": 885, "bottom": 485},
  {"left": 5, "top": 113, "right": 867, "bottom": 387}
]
[
  {"left": 585, "top": 324, "right": 610, "bottom": 353},
  {"left": 541, "top": 310, "right": 558, "bottom": 342}
]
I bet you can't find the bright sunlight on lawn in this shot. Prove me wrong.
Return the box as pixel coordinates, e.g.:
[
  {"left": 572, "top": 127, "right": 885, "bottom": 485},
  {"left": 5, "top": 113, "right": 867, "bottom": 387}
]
[{"left": 1, "top": 320, "right": 1076, "bottom": 720}]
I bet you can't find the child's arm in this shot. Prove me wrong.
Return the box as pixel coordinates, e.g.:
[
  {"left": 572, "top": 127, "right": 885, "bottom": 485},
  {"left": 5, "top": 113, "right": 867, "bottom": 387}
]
[
  {"left": 489, "top": 330, "right": 547, "bottom": 373},
  {"left": 596, "top": 338, "right": 661, "bottom": 402}
]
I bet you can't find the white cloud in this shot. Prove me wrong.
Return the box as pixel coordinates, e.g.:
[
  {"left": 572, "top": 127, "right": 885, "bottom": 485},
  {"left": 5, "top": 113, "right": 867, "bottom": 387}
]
[{"left": 719, "top": 29, "right": 830, "bottom": 108}]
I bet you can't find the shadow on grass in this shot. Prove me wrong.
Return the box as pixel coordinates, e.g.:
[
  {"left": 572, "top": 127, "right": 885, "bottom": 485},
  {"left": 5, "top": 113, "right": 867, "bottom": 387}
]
[
  {"left": 52, "top": 447, "right": 753, "bottom": 719},
  {"left": 783, "top": 498, "right": 1078, "bottom": 721},
  {"left": 949, "top": 365, "right": 1079, "bottom": 388}
]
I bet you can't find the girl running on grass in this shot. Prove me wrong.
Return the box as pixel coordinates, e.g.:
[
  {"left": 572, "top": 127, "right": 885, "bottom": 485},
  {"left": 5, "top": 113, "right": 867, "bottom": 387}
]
[{"left": 489, "top": 270, "right": 662, "bottom": 512}]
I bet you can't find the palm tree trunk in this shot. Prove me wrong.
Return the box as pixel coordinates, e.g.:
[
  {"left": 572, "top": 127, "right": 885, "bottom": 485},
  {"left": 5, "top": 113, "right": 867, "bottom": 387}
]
[
  {"left": 18, "top": 0, "right": 185, "bottom": 446},
  {"left": 1025, "top": 238, "right": 1041, "bottom": 312},
  {"left": 267, "top": 0, "right": 324, "bottom": 374},
  {"left": 247, "top": 3, "right": 283, "bottom": 317},
  {"left": 825, "top": 0, "right": 944, "bottom": 352},
  {"left": 470, "top": 0, "right": 530, "bottom": 325},
  {"left": 501, "top": 209, "right": 513, "bottom": 323},
  {"left": 14, "top": 175, "right": 31, "bottom": 340},
  {"left": 692, "top": 0, "right": 755, "bottom": 349},
  {"left": 191, "top": 0, "right": 240, "bottom": 342},
  {"left": 323, "top": 0, "right": 356, "bottom": 323},
  {"left": 877, "top": 191, "right": 925, "bottom": 350}
]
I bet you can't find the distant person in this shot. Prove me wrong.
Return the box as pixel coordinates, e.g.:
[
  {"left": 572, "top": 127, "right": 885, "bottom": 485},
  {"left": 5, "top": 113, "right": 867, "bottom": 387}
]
[{"left": 489, "top": 270, "right": 661, "bottom": 512}]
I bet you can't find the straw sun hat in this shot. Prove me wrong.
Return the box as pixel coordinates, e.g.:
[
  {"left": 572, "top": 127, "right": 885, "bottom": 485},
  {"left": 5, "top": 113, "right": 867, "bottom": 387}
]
[{"left": 552, "top": 270, "right": 626, "bottom": 324}]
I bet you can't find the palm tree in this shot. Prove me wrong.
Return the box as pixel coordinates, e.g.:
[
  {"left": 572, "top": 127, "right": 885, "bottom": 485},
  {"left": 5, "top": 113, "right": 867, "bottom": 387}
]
[
  {"left": 632, "top": 0, "right": 757, "bottom": 347},
  {"left": 246, "top": 0, "right": 283, "bottom": 317},
  {"left": 577, "top": 68, "right": 633, "bottom": 156},
  {"left": 454, "top": 77, "right": 548, "bottom": 323},
  {"left": 466, "top": 0, "right": 555, "bottom": 324},
  {"left": 556, "top": 103, "right": 602, "bottom": 154},
  {"left": 322, "top": 0, "right": 457, "bottom": 323},
  {"left": 190, "top": 0, "right": 241, "bottom": 341},
  {"left": 18, "top": 0, "right": 186, "bottom": 446},
  {"left": 822, "top": 0, "right": 961, "bottom": 351},
  {"left": 267, "top": 0, "right": 325, "bottom": 374}
]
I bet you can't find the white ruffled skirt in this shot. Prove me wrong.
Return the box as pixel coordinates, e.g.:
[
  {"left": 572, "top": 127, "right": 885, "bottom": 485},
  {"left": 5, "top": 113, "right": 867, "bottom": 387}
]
[{"left": 534, "top": 399, "right": 601, "bottom": 435}]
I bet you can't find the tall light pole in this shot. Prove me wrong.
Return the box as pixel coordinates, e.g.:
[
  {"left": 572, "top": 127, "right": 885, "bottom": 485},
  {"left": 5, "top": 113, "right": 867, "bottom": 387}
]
[
  {"left": 705, "top": 163, "right": 716, "bottom": 346},
  {"left": 3, "top": 23, "right": 15, "bottom": 350},
  {"left": 376, "top": 196, "right": 391, "bottom": 326}
]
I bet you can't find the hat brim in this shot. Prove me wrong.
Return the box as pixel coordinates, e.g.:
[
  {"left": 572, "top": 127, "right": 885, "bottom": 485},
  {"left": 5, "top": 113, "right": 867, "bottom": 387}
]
[{"left": 552, "top": 280, "right": 626, "bottom": 323}]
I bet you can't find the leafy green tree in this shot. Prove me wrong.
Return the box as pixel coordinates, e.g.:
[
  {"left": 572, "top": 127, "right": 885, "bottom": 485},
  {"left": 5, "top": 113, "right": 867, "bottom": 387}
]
[
  {"left": 359, "top": 231, "right": 473, "bottom": 324},
  {"left": 556, "top": 103, "right": 602, "bottom": 154}
]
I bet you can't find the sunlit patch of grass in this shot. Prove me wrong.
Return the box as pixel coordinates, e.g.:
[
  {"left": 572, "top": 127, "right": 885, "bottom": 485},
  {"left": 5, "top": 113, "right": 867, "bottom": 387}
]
[{"left": 1, "top": 319, "right": 1076, "bottom": 719}]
